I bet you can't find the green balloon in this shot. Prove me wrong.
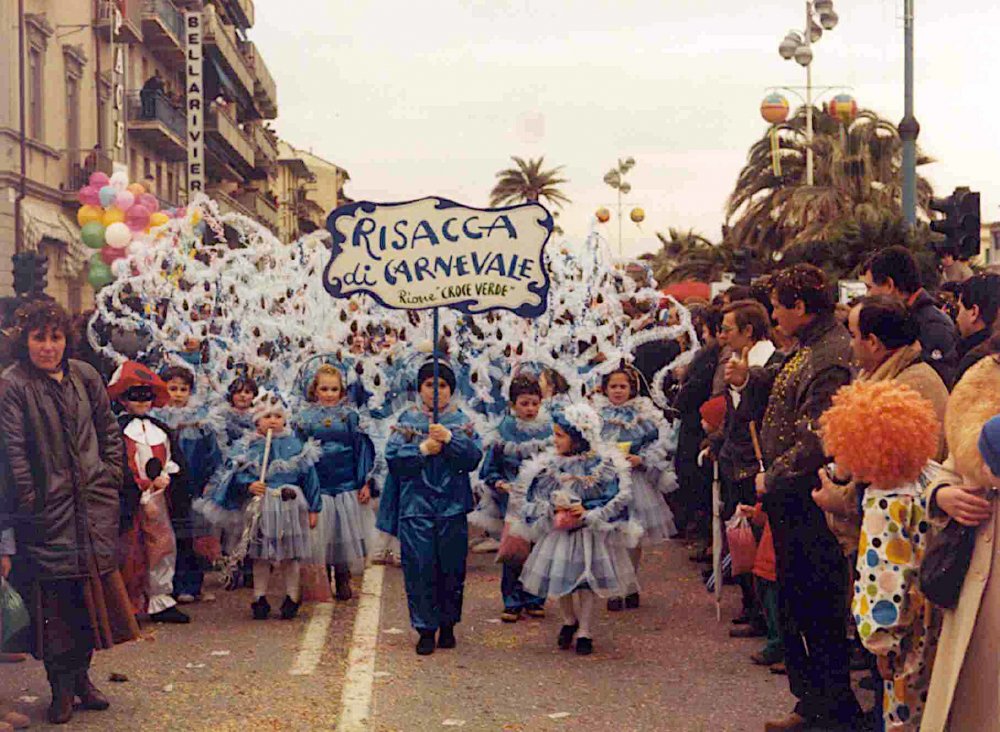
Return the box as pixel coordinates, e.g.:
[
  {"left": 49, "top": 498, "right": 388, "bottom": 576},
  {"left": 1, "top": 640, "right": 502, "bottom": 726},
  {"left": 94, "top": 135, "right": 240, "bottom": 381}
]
[
  {"left": 81, "top": 221, "right": 106, "bottom": 250},
  {"left": 88, "top": 255, "right": 113, "bottom": 289}
]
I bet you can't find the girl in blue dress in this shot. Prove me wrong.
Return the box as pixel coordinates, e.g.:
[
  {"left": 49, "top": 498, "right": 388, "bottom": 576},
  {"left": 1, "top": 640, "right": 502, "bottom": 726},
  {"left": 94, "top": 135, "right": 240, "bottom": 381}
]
[
  {"left": 594, "top": 365, "right": 677, "bottom": 611},
  {"left": 197, "top": 391, "right": 322, "bottom": 620},
  {"left": 297, "top": 364, "right": 375, "bottom": 601},
  {"left": 376, "top": 358, "right": 484, "bottom": 656},
  {"left": 513, "top": 403, "right": 638, "bottom": 656}
]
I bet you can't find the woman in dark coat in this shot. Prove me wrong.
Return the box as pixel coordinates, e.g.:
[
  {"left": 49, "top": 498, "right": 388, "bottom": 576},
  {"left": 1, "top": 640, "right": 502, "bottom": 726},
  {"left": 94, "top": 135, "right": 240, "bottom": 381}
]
[{"left": 0, "top": 300, "right": 139, "bottom": 724}]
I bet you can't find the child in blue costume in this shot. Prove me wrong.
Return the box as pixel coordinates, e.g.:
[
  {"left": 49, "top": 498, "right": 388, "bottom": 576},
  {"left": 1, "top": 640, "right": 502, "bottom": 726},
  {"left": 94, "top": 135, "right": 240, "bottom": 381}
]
[
  {"left": 198, "top": 391, "right": 322, "bottom": 620},
  {"left": 595, "top": 365, "right": 677, "bottom": 611},
  {"left": 513, "top": 403, "right": 639, "bottom": 656},
  {"left": 156, "top": 366, "right": 224, "bottom": 604},
  {"left": 471, "top": 375, "right": 551, "bottom": 623},
  {"left": 377, "top": 358, "right": 483, "bottom": 656},
  {"left": 296, "top": 364, "right": 375, "bottom": 601},
  {"left": 212, "top": 376, "right": 258, "bottom": 451}
]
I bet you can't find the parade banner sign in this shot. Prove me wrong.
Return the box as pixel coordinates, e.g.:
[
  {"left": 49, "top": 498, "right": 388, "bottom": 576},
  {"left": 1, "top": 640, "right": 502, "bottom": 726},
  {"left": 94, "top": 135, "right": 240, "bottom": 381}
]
[{"left": 324, "top": 197, "right": 553, "bottom": 318}]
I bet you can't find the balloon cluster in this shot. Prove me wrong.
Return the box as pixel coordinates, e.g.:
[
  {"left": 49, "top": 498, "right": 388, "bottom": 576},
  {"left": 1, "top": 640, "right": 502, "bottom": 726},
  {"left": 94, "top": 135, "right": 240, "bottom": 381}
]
[{"left": 76, "top": 171, "right": 188, "bottom": 289}]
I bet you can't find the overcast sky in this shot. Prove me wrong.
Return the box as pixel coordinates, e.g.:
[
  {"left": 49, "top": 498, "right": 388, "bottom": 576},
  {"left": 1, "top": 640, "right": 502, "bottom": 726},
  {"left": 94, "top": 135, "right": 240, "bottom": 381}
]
[{"left": 251, "top": 0, "right": 1000, "bottom": 257}]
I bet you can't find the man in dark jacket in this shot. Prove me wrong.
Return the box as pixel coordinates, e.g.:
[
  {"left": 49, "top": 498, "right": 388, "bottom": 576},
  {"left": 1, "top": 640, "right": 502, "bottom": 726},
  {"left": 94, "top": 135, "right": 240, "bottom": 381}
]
[
  {"left": 863, "top": 246, "right": 958, "bottom": 387},
  {"left": 714, "top": 299, "right": 784, "bottom": 641},
  {"left": 954, "top": 273, "right": 1000, "bottom": 383},
  {"left": 0, "top": 300, "right": 139, "bottom": 724},
  {"left": 730, "top": 265, "right": 862, "bottom": 731}
]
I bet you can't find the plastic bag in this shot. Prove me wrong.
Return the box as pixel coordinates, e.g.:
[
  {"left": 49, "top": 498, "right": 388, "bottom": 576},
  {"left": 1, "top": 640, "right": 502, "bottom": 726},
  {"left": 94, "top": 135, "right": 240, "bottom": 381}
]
[
  {"left": 497, "top": 521, "right": 531, "bottom": 564},
  {"left": 726, "top": 513, "right": 757, "bottom": 576},
  {"left": 1, "top": 578, "right": 30, "bottom": 649}
]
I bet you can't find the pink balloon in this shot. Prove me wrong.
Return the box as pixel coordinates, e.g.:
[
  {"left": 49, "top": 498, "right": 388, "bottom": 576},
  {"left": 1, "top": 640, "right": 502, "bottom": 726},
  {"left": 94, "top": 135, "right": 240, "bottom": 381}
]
[
  {"left": 138, "top": 193, "right": 159, "bottom": 213},
  {"left": 115, "top": 190, "right": 136, "bottom": 211},
  {"left": 100, "top": 246, "right": 128, "bottom": 265},
  {"left": 89, "top": 171, "right": 111, "bottom": 189},
  {"left": 174, "top": 206, "right": 187, "bottom": 219},
  {"left": 125, "top": 204, "right": 151, "bottom": 232},
  {"left": 78, "top": 186, "right": 101, "bottom": 206}
]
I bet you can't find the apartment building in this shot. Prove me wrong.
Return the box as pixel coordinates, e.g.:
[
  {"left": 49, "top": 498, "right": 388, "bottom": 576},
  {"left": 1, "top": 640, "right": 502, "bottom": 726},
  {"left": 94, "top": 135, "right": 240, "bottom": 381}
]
[
  {"left": 275, "top": 141, "right": 352, "bottom": 243},
  {"left": 0, "top": 0, "right": 281, "bottom": 311}
]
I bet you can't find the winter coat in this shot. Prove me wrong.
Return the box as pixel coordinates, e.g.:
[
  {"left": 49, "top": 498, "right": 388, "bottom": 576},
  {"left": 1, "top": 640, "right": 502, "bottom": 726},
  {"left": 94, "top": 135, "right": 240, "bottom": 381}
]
[
  {"left": 909, "top": 289, "right": 959, "bottom": 389},
  {"left": 921, "top": 356, "right": 1000, "bottom": 732},
  {"left": 0, "top": 359, "right": 124, "bottom": 580},
  {"left": 954, "top": 329, "right": 992, "bottom": 386},
  {"left": 674, "top": 342, "right": 719, "bottom": 478}
]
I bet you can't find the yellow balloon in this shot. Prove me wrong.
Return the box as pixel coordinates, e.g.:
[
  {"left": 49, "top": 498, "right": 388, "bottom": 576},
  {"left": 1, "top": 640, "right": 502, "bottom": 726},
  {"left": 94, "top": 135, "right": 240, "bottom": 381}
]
[
  {"left": 102, "top": 207, "right": 125, "bottom": 226},
  {"left": 77, "top": 205, "right": 102, "bottom": 226},
  {"left": 191, "top": 209, "right": 202, "bottom": 226},
  {"left": 149, "top": 212, "right": 170, "bottom": 228},
  {"left": 630, "top": 207, "right": 645, "bottom": 223}
]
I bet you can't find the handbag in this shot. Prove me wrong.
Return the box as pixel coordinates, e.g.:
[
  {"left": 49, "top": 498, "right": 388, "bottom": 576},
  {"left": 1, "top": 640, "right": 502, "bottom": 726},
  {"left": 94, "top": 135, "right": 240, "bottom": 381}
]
[
  {"left": 0, "top": 577, "right": 30, "bottom": 650},
  {"left": 497, "top": 521, "right": 531, "bottom": 564},
  {"left": 920, "top": 519, "right": 977, "bottom": 609},
  {"left": 725, "top": 513, "right": 757, "bottom": 576}
]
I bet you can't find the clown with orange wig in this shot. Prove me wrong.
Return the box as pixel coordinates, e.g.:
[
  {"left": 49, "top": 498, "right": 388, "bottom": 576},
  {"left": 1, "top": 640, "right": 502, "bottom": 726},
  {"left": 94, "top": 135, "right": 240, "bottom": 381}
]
[{"left": 820, "top": 380, "right": 943, "bottom": 732}]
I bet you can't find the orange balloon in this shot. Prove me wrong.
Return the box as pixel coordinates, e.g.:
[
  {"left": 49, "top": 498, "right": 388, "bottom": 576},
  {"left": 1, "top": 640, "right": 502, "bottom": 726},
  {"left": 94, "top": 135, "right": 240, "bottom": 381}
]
[
  {"left": 596, "top": 207, "right": 611, "bottom": 223},
  {"left": 102, "top": 207, "right": 125, "bottom": 226},
  {"left": 127, "top": 183, "right": 146, "bottom": 196}
]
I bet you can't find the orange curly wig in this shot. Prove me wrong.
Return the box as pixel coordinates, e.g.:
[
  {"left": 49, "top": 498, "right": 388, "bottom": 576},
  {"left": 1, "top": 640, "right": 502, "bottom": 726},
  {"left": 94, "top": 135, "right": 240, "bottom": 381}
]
[{"left": 820, "top": 380, "right": 940, "bottom": 489}]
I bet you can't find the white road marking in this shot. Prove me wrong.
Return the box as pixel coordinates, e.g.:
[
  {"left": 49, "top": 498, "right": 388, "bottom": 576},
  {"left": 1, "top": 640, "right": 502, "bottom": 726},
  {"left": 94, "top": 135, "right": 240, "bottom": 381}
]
[
  {"left": 336, "top": 565, "right": 387, "bottom": 730},
  {"left": 289, "top": 602, "right": 334, "bottom": 676}
]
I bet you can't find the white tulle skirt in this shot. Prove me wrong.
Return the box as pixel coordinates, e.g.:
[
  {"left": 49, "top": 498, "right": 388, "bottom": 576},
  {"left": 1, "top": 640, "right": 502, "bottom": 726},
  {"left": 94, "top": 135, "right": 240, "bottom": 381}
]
[
  {"left": 310, "top": 491, "right": 375, "bottom": 571},
  {"left": 631, "top": 473, "right": 677, "bottom": 545},
  {"left": 520, "top": 527, "right": 638, "bottom": 599},
  {"left": 249, "top": 485, "right": 312, "bottom": 562}
]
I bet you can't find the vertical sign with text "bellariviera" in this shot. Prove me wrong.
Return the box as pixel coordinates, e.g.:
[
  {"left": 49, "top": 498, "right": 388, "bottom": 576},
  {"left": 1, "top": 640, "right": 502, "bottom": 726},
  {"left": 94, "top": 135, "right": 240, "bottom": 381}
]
[{"left": 185, "top": 11, "right": 204, "bottom": 200}]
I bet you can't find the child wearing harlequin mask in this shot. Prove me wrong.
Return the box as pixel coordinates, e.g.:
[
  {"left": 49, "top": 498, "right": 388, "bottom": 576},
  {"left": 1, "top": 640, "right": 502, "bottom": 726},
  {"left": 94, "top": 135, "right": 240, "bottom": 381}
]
[
  {"left": 109, "top": 361, "right": 192, "bottom": 624},
  {"left": 819, "top": 380, "right": 943, "bottom": 732},
  {"left": 512, "top": 403, "right": 639, "bottom": 656},
  {"left": 197, "top": 391, "right": 322, "bottom": 620},
  {"left": 594, "top": 365, "right": 676, "bottom": 611},
  {"left": 376, "top": 358, "right": 484, "bottom": 656},
  {"left": 296, "top": 365, "right": 376, "bottom": 601}
]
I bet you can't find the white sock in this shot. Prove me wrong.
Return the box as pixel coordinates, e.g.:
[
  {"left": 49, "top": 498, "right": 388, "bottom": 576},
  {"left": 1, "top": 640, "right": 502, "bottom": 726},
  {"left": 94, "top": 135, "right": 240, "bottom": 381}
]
[
  {"left": 253, "top": 560, "right": 271, "bottom": 600},
  {"left": 576, "top": 590, "right": 595, "bottom": 639},
  {"left": 559, "top": 595, "right": 577, "bottom": 626},
  {"left": 283, "top": 560, "right": 301, "bottom": 602}
]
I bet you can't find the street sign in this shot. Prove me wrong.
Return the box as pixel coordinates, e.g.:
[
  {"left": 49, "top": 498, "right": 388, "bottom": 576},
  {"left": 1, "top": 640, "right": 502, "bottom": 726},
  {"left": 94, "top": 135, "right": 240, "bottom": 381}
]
[{"left": 324, "top": 197, "right": 553, "bottom": 318}]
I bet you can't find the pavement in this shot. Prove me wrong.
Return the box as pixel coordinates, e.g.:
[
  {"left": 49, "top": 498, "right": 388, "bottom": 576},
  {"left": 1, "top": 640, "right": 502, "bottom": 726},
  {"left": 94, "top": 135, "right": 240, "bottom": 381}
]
[{"left": 0, "top": 541, "right": 875, "bottom": 731}]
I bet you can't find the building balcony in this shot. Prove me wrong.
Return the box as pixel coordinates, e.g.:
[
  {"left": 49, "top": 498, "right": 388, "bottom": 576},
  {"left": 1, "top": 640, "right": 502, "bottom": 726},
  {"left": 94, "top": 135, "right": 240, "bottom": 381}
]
[
  {"left": 203, "top": 4, "right": 255, "bottom": 98},
  {"left": 126, "top": 91, "right": 187, "bottom": 162},
  {"left": 236, "top": 190, "right": 278, "bottom": 230},
  {"left": 62, "top": 149, "right": 116, "bottom": 199},
  {"left": 208, "top": 187, "right": 255, "bottom": 220},
  {"left": 141, "top": 0, "right": 185, "bottom": 68},
  {"left": 206, "top": 105, "right": 255, "bottom": 174},
  {"left": 232, "top": 0, "right": 255, "bottom": 29},
  {"left": 95, "top": 0, "right": 143, "bottom": 44},
  {"left": 248, "top": 124, "right": 278, "bottom": 178},
  {"left": 241, "top": 42, "right": 277, "bottom": 119}
]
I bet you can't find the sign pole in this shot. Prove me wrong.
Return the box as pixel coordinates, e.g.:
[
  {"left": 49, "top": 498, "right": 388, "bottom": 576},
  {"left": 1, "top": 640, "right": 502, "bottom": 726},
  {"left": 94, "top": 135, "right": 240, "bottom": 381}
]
[{"left": 432, "top": 306, "right": 440, "bottom": 422}]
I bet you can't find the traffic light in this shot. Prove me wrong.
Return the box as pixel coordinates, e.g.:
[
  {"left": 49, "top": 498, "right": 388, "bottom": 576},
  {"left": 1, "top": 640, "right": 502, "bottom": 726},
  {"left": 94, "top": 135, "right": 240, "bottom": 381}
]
[
  {"left": 10, "top": 252, "right": 49, "bottom": 297},
  {"left": 732, "top": 248, "right": 752, "bottom": 285},
  {"left": 930, "top": 187, "right": 981, "bottom": 261}
]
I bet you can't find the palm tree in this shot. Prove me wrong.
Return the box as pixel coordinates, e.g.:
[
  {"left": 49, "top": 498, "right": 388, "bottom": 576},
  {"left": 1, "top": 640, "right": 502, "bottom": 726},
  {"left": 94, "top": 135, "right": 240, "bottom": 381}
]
[
  {"left": 489, "top": 156, "right": 571, "bottom": 210},
  {"left": 647, "top": 228, "right": 733, "bottom": 285},
  {"left": 725, "top": 107, "right": 935, "bottom": 263}
]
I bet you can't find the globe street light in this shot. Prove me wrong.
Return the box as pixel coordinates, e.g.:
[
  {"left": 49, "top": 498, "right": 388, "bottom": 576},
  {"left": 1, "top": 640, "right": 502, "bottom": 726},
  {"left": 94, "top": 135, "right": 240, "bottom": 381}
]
[{"left": 777, "top": 1, "right": 840, "bottom": 185}]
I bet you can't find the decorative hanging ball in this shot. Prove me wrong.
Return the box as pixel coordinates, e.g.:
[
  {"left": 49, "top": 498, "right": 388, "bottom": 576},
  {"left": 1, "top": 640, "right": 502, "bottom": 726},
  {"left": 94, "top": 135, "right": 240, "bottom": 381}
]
[
  {"left": 826, "top": 93, "right": 858, "bottom": 125},
  {"left": 630, "top": 207, "right": 645, "bottom": 224},
  {"left": 760, "top": 93, "right": 790, "bottom": 125},
  {"left": 595, "top": 207, "right": 610, "bottom": 223}
]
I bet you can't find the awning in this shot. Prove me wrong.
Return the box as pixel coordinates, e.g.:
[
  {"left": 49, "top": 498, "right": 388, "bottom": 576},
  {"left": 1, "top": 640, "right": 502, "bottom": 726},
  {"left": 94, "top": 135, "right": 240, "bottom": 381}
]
[{"left": 20, "top": 198, "right": 89, "bottom": 277}]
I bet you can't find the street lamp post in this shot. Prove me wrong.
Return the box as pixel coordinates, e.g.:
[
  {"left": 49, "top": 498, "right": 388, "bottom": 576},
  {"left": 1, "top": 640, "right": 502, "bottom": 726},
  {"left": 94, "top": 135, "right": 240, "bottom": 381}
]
[
  {"left": 899, "top": 0, "right": 919, "bottom": 228},
  {"left": 777, "top": 0, "right": 839, "bottom": 186}
]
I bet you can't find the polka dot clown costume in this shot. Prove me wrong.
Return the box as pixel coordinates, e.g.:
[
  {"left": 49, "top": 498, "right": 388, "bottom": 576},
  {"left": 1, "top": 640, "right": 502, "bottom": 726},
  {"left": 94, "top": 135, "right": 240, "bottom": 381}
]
[{"left": 820, "top": 380, "right": 943, "bottom": 732}]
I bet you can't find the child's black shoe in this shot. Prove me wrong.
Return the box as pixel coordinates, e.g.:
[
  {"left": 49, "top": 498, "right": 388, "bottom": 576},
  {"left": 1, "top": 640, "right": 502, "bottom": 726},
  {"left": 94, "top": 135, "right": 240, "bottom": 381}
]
[
  {"left": 251, "top": 596, "right": 270, "bottom": 620},
  {"left": 557, "top": 623, "right": 579, "bottom": 650},
  {"left": 437, "top": 624, "right": 456, "bottom": 649},
  {"left": 575, "top": 637, "right": 593, "bottom": 655},
  {"left": 280, "top": 596, "right": 301, "bottom": 620},
  {"left": 624, "top": 592, "right": 640, "bottom": 609},
  {"left": 416, "top": 630, "right": 436, "bottom": 656}
]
